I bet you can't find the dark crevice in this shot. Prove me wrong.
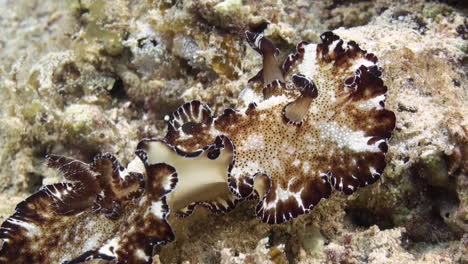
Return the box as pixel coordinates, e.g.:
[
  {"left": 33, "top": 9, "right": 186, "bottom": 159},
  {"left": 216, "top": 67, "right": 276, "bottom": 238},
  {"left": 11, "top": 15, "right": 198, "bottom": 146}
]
[
  {"left": 26, "top": 172, "right": 44, "bottom": 193},
  {"left": 426, "top": 0, "right": 468, "bottom": 9},
  {"left": 108, "top": 77, "right": 127, "bottom": 99},
  {"left": 345, "top": 208, "right": 395, "bottom": 230},
  {"left": 325, "top": 0, "right": 373, "bottom": 10},
  {"left": 248, "top": 22, "right": 269, "bottom": 34}
]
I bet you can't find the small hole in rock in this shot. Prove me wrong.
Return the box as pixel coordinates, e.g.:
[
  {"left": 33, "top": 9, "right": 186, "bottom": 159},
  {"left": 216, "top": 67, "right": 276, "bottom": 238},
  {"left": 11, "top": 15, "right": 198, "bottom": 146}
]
[
  {"left": 346, "top": 208, "right": 394, "bottom": 230},
  {"left": 109, "top": 78, "right": 127, "bottom": 99},
  {"left": 27, "top": 172, "right": 44, "bottom": 193}
]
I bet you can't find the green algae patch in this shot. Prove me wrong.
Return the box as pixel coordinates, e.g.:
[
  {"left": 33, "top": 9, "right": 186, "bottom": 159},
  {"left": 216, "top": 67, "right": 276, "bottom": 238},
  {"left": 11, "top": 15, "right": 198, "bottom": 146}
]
[
  {"left": 422, "top": 5, "right": 453, "bottom": 21},
  {"left": 213, "top": 0, "right": 243, "bottom": 18},
  {"left": 61, "top": 104, "right": 113, "bottom": 143},
  {"left": 211, "top": 35, "right": 241, "bottom": 80},
  {"left": 62, "top": 104, "right": 97, "bottom": 136},
  {"left": 420, "top": 150, "right": 450, "bottom": 187},
  {"left": 71, "top": 0, "right": 126, "bottom": 57},
  {"left": 352, "top": 162, "right": 417, "bottom": 213},
  {"left": 84, "top": 22, "right": 125, "bottom": 56},
  {"left": 299, "top": 227, "right": 325, "bottom": 257},
  {"left": 19, "top": 100, "right": 47, "bottom": 124}
]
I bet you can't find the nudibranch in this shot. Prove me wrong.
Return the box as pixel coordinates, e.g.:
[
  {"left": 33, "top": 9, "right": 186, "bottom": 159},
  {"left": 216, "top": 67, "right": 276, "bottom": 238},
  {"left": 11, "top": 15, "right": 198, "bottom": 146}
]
[
  {"left": 164, "top": 31, "right": 396, "bottom": 223},
  {"left": 0, "top": 31, "right": 395, "bottom": 263}
]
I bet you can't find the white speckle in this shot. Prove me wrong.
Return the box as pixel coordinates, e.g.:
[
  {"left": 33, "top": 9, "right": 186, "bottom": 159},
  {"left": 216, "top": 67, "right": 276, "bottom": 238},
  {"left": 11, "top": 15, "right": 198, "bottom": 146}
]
[
  {"left": 135, "top": 249, "right": 149, "bottom": 261},
  {"left": 160, "top": 171, "right": 175, "bottom": 192},
  {"left": 256, "top": 95, "right": 290, "bottom": 111},
  {"left": 98, "top": 237, "right": 119, "bottom": 258},
  {"left": 317, "top": 121, "right": 383, "bottom": 153},
  {"left": 351, "top": 58, "right": 377, "bottom": 71},
  {"left": 7, "top": 218, "right": 39, "bottom": 237},
  {"left": 369, "top": 167, "right": 380, "bottom": 178},
  {"left": 328, "top": 90, "right": 336, "bottom": 103},
  {"left": 306, "top": 144, "right": 315, "bottom": 151},
  {"left": 122, "top": 157, "right": 146, "bottom": 178},
  {"left": 263, "top": 180, "right": 305, "bottom": 211},
  {"left": 286, "top": 146, "right": 295, "bottom": 155},
  {"left": 298, "top": 44, "right": 318, "bottom": 78},
  {"left": 208, "top": 125, "right": 221, "bottom": 138},
  {"left": 328, "top": 39, "right": 341, "bottom": 53},
  {"left": 174, "top": 128, "right": 193, "bottom": 140},
  {"left": 238, "top": 87, "right": 262, "bottom": 106},
  {"left": 239, "top": 134, "right": 265, "bottom": 151},
  {"left": 310, "top": 105, "right": 319, "bottom": 114},
  {"left": 271, "top": 158, "right": 281, "bottom": 170},
  {"left": 232, "top": 161, "right": 262, "bottom": 176},
  {"left": 150, "top": 201, "right": 166, "bottom": 219},
  {"left": 139, "top": 196, "right": 148, "bottom": 206},
  {"left": 356, "top": 94, "right": 385, "bottom": 110},
  {"left": 292, "top": 159, "right": 300, "bottom": 167},
  {"left": 82, "top": 231, "right": 103, "bottom": 252},
  {"left": 302, "top": 161, "right": 311, "bottom": 173},
  {"left": 254, "top": 33, "right": 263, "bottom": 48}
]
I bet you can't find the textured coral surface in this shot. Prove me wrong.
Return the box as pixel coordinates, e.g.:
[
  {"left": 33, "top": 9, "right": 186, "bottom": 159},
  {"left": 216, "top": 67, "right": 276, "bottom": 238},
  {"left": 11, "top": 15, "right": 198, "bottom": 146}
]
[{"left": 0, "top": 0, "right": 466, "bottom": 263}]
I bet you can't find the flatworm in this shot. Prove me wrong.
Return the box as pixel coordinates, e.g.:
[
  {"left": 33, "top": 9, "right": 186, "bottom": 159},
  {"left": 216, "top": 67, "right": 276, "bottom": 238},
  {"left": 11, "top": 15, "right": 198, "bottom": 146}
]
[
  {"left": 0, "top": 155, "right": 176, "bottom": 263},
  {"left": 165, "top": 31, "right": 395, "bottom": 224},
  {"left": 0, "top": 30, "right": 395, "bottom": 263}
]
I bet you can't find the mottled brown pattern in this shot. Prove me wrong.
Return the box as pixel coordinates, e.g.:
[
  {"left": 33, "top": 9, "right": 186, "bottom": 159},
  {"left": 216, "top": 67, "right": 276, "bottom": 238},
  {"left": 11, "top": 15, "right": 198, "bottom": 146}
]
[
  {"left": 93, "top": 153, "right": 145, "bottom": 219},
  {"left": 0, "top": 154, "right": 177, "bottom": 264},
  {"left": 165, "top": 100, "right": 215, "bottom": 153}
]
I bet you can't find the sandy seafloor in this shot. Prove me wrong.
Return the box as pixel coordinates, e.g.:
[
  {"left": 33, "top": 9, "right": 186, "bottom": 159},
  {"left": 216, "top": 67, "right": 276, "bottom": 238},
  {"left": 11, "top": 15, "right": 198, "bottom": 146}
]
[{"left": 0, "top": 0, "right": 467, "bottom": 263}]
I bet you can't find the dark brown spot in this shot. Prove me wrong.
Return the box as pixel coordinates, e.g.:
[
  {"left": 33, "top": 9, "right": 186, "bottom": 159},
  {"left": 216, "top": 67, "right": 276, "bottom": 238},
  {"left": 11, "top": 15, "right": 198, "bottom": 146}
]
[{"left": 181, "top": 122, "right": 202, "bottom": 134}]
